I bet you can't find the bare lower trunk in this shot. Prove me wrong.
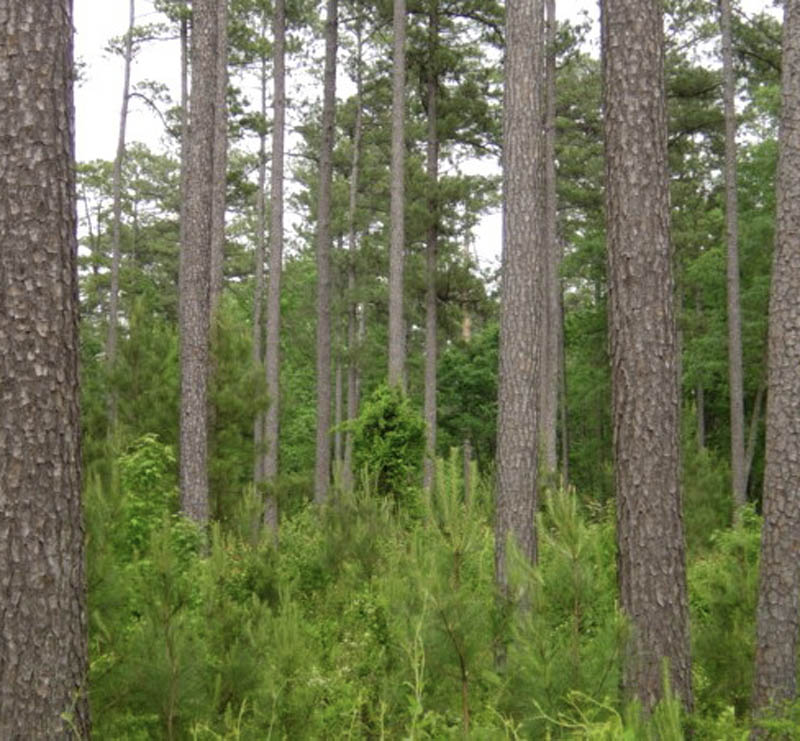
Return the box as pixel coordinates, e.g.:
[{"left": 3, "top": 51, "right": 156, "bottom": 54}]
[
  {"left": 744, "top": 382, "right": 765, "bottom": 492},
  {"left": 314, "top": 0, "right": 338, "bottom": 504}
]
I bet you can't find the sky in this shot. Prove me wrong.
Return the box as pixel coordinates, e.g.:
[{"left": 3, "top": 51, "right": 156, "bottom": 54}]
[{"left": 72, "top": 0, "right": 775, "bottom": 266}]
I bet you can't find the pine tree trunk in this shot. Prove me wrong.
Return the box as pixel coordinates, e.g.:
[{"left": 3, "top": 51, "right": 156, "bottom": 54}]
[
  {"left": 388, "top": 0, "right": 407, "bottom": 388},
  {"left": 0, "top": 2, "right": 90, "bottom": 734},
  {"left": 602, "top": 0, "right": 693, "bottom": 711},
  {"left": 752, "top": 0, "right": 800, "bottom": 715},
  {"left": 342, "top": 19, "right": 364, "bottom": 494},
  {"left": 314, "top": 0, "right": 338, "bottom": 504},
  {"left": 720, "top": 0, "right": 746, "bottom": 512},
  {"left": 540, "top": 0, "right": 559, "bottom": 478},
  {"left": 423, "top": 5, "right": 440, "bottom": 492},
  {"left": 180, "top": 0, "right": 218, "bottom": 523},
  {"left": 264, "top": 0, "right": 286, "bottom": 528},
  {"left": 106, "top": 0, "right": 135, "bottom": 429},
  {"left": 495, "top": 0, "right": 545, "bottom": 592}
]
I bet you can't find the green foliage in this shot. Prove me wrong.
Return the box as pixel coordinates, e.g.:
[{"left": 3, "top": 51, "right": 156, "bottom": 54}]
[{"left": 352, "top": 383, "right": 426, "bottom": 509}]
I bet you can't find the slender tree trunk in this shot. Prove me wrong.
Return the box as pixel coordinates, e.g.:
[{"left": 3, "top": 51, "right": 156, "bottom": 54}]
[
  {"left": 720, "top": 0, "right": 747, "bottom": 512},
  {"left": 388, "top": 0, "right": 407, "bottom": 388},
  {"left": 253, "top": 25, "right": 268, "bottom": 485},
  {"left": 559, "top": 289, "right": 569, "bottom": 488},
  {"left": 0, "top": 1, "right": 90, "bottom": 734},
  {"left": 602, "top": 0, "right": 693, "bottom": 712},
  {"left": 179, "top": 0, "right": 218, "bottom": 523},
  {"left": 314, "top": 0, "right": 338, "bottom": 504},
  {"left": 342, "top": 19, "right": 364, "bottom": 494},
  {"left": 179, "top": 3, "right": 189, "bottom": 246},
  {"left": 264, "top": 0, "right": 286, "bottom": 528},
  {"left": 106, "top": 0, "right": 136, "bottom": 427},
  {"left": 334, "top": 361, "right": 343, "bottom": 481},
  {"left": 423, "top": 5, "right": 440, "bottom": 491},
  {"left": 209, "top": 0, "right": 228, "bottom": 317},
  {"left": 495, "top": 0, "right": 545, "bottom": 593},
  {"left": 744, "top": 381, "right": 765, "bottom": 492},
  {"left": 752, "top": 0, "right": 800, "bottom": 716},
  {"left": 694, "top": 290, "right": 706, "bottom": 449},
  {"left": 540, "top": 0, "right": 559, "bottom": 478}
]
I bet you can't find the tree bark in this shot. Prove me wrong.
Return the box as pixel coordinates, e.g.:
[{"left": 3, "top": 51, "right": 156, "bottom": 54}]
[
  {"left": 601, "top": 0, "right": 693, "bottom": 712},
  {"left": 720, "top": 0, "right": 747, "bottom": 512},
  {"left": 264, "top": 0, "right": 286, "bottom": 528},
  {"left": 0, "top": 1, "right": 90, "bottom": 734},
  {"left": 106, "top": 0, "right": 136, "bottom": 428},
  {"left": 423, "top": 4, "right": 440, "bottom": 492},
  {"left": 388, "top": 0, "right": 407, "bottom": 388},
  {"left": 752, "top": 0, "right": 800, "bottom": 716},
  {"left": 314, "top": 0, "right": 338, "bottom": 504},
  {"left": 540, "top": 0, "right": 559, "bottom": 478},
  {"left": 179, "top": 0, "right": 218, "bottom": 523},
  {"left": 495, "top": 0, "right": 545, "bottom": 593}
]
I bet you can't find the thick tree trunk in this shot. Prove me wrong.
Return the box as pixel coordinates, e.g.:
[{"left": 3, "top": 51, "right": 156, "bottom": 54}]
[
  {"left": 602, "top": 0, "right": 693, "bottom": 711},
  {"left": 342, "top": 19, "right": 364, "bottom": 494},
  {"left": 495, "top": 0, "right": 545, "bottom": 592},
  {"left": 423, "top": 5, "right": 440, "bottom": 491},
  {"left": 314, "top": 0, "right": 338, "bottom": 504},
  {"left": 179, "top": 0, "right": 218, "bottom": 523},
  {"left": 264, "top": 0, "right": 286, "bottom": 528},
  {"left": 720, "top": 0, "right": 746, "bottom": 512},
  {"left": 540, "top": 0, "right": 559, "bottom": 478},
  {"left": 388, "top": 0, "right": 407, "bottom": 388},
  {"left": 0, "top": 2, "right": 90, "bottom": 734},
  {"left": 106, "top": 0, "right": 135, "bottom": 428},
  {"left": 752, "top": 0, "right": 800, "bottom": 716}
]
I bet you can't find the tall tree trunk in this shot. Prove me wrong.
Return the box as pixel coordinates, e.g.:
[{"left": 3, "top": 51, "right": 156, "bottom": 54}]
[
  {"left": 314, "top": 0, "right": 339, "bottom": 504},
  {"left": 720, "top": 0, "right": 746, "bottom": 512},
  {"left": 694, "top": 290, "right": 706, "bottom": 449},
  {"left": 495, "top": 0, "right": 545, "bottom": 593},
  {"left": 253, "top": 20, "right": 268, "bottom": 486},
  {"left": 264, "top": 0, "right": 286, "bottom": 528},
  {"left": 106, "top": 0, "right": 136, "bottom": 428},
  {"left": 342, "top": 18, "right": 365, "bottom": 494},
  {"left": 388, "top": 0, "right": 407, "bottom": 388},
  {"left": 423, "top": 4, "right": 440, "bottom": 491},
  {"left": 601, "top": 0, "right": 693, "bottom": 712},
  {"left": 334, "top": 360, "right": 343, "bottom": 480},
  {"left": 744, "top": 380, "right": 765, "bottom": 493},
  {"left": 0, "top": 1, "right": 90, "bottom": 734},
  {"left": 179, "top": 0, "right": 218, "bottom": 523},
  {"left": 209, "top": 0, "right": 228, "bottom": 317},
  {"left": 752, "top": 0, "right": 800, "bottom": 716},
  {"left": 540, "top": 0, "right": 559, "bottom": 478}
]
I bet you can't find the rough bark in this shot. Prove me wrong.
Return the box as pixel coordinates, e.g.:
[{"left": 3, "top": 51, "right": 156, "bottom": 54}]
[
  {"left": 495, "top": 0, "right": 545, "bottom": 593},
  {"left": 388, "top": 0, "right": 407, "bottom": 388},
  {"left": 179, "top": 0, "right": 218, "bottom": 522},
  {"left": 0, "top": 1, "right": 90, "bottom": 735},
  {"left": 264, "top": 0, "right": 286, "bottom": 528},
  {"left": 423, "top": 5, "right": 440, "bottom": 492},
  {"left": 314, "top": 0, "right": 338, "bottom": 504},
  {"left": 601, "top": 0, "right": 693, "bottom": 711},
  {"left": 752, "top": 0, "right": 800, "bottom": 716},
  {"left": 721, "top": 0, "right": 746, "bottom": 512},
  {"left": 540, "top": 0, "right": 559, "bottom": 478},
  {"left": 106, "top": 0, "right": 135, "bottom": 427}
]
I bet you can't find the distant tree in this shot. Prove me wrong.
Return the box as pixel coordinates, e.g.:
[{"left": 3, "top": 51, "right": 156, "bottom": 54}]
[
  {"left": 314, "top": 0, "right": 339, "bottom": 503},
  {"left": 752, "top": 0, "right": 800, "bottom": 717},
  {"left": 495, "top": 0, "right": 545, "bottom": 591},
  {"left": 602, "top": 0, "right": 693, "bottom": 710},
  {"left": 0, "top": 1, "right": 90, "bottom": 735}
]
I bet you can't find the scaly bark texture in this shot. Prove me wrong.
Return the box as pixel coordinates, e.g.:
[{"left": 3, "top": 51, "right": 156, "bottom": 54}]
[
  {"left": 423, "top": 5, "right": 440, "bottom": 492},
  {"left": 106, "top": 0, "right": 135, "bottom": 427},
  {"left": 720, "top": 0, "right": 746, "bottom": 512},
  {"left": 540, "top": 0, "right": 560, "bottom": 477},
  {"left": 388, "top": 0, "right": 407, "bottom": 388},
  {"left": 264, "top": 0, "right": 286, "bottom": 528},
  {"left": 495, "top": 0, "right": 545, "bottom": 592},
  {"left": 0, "top": 1, "right": 90, "bottom": 735},
  {"left": 180, "top": 0, "right": 219, "bottom": 522},
  {"left": 601, "top": 0, "right": 693, "bottom": 711},
  {"left": 314, "top": 0, "right": 338, "bottom": 504},
  {"left": 752, "top": 0, "right": 800, "bottom": 716}
]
